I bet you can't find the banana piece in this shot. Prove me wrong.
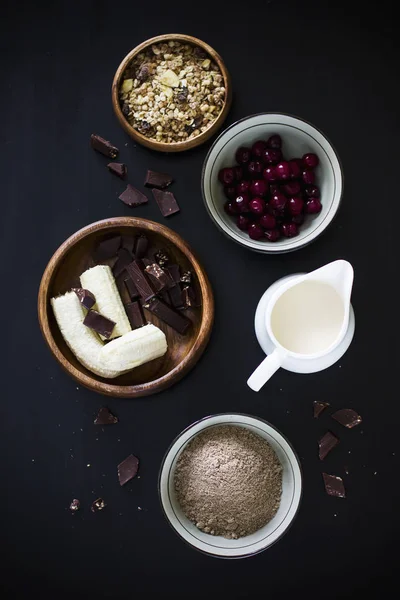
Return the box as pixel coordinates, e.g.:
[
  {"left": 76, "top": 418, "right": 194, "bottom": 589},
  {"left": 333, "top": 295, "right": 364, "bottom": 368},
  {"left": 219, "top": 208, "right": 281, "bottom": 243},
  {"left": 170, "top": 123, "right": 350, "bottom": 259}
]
[
  {"left": 100, "top": 324, "right": 167, "bottom": 372},
  {"left": 159, "top": 69, "right": 179, "bottom": 88},
  {"left": 80, "top": 265, "right": 131, "bottom": 339}
]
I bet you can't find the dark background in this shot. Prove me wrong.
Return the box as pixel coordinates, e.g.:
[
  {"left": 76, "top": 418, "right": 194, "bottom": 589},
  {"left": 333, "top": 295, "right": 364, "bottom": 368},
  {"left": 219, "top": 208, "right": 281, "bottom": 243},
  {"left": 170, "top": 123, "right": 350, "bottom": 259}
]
[{"left": 1, "top": 1, "right": 398, "bottom": 598}]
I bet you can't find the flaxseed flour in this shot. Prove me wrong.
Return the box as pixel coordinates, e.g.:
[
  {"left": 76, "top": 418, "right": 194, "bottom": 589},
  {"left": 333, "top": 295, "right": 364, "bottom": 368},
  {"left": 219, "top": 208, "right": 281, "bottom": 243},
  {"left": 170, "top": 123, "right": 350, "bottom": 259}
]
[{"left": 174, "top": 425, "right": 283, "bottom": 539}]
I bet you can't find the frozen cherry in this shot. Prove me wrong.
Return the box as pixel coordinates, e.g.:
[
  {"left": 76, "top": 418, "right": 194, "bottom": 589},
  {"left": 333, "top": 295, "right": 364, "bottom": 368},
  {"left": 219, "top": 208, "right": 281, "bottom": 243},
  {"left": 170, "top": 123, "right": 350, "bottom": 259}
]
[
  {"left": 224, "top": 185, "right": 237, "bottom": 200},
  {"left": 265, "top": 229, "right": 281, "bottom": 242},
  {"left": 303, "top": 153, "right": 319, "bottom": 169},
  {"left": 236, "top": 180, "right": 250, "bottom": 195},
  {"left": 234, "top": 166, "right": 244, "bottom": 181},
  {"left": 281, "top": 222, "right": 299, "bottom": 238},
  {"left": 249, "top": 197, "right": 266, "bottom": 215},
  {"left": 247, "top": 160, "right": 263, "bottom": 178},
  {"left": 302, "top": 170, "right": 315, "bottom": 185},
  {"left": 276, "top": 161, "right": 291, "bottom": 180},
  {"left": 262, "top": 166, "right": 277, "bottom": 182},
  {"left": 235, "top": 147, "right": 251, "bottom": 164},
  {"left": 233, "top": 194, "right": 250, "bottom": 213},
  {"left": 259, "top": 213, "right": 277, "bottom": 229},
  {"left": 224, "top": 201, "right": 237, "bottom": 216},
  {"left": 287, "top": 196, "right": 304, "bottom": 216},
  {"left": 262, "top": 148, "right": 282, "bottom": 165},
  {"left": 250, "top": 179, "right": 268, "bottom": 197},
  {"left": 305, "top": 185, "right": 320, "bottom": 198},
  {"left": 291, "top": 213, "right": 305, "bottom": 225},
  {"left": 289, "top": 159, "right": 302, "bottom": 179},
  {"left": 269, "top": 184, "right": 280, "bottom": 196},
  {"left": 248, "top": 223, "right": 264, "bottom": 240},
  {"left": 269, "top": 193, "right": 287, "bottom": 213},
  {"left": 282, "top": 181, "right": 301, "bottom": 196},
  {"left": 218, "top": 167, "right": 235, "bottom": 185},
  {"left": 237, "top": 215, "right": 250, "bottom": 231},
  {"left": 252, "top": 140, "right": 267, "bottom": 158},
  {"left": 267, "top": 134, "right": 282, "bottom": 149},
  {"left": 305, "top": 198, "right": 322, "bottom": 214}
]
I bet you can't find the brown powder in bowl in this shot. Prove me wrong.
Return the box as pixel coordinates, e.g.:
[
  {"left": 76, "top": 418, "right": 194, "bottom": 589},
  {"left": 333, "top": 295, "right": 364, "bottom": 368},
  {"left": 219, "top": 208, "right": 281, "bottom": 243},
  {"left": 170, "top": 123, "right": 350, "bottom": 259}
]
[{"left": 174, "top": 424, "right": 283, "bottom": 539}]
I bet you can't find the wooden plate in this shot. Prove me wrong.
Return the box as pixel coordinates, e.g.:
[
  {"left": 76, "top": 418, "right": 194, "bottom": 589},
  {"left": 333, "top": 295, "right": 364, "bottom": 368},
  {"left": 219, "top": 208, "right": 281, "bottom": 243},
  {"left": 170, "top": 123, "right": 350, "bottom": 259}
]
[{"left": 38, "top": 217, "right": 214, "bottom": 397}]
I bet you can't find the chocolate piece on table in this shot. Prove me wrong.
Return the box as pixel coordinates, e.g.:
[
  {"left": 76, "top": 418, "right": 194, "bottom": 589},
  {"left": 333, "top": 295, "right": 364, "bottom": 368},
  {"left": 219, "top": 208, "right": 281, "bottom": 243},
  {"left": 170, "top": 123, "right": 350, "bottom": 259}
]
[
  {"left": 83, "top": 310, "right": 116, "bottom": 339},
  {"left": 121, "top": 235, "right": 135, "bottom": 254},
  {"left": 72, "top": 288, "right": 96, "bottom": 310},
  {"left": 182, "top": 285, "right": 199, "bottom": 308},
  {"left": 135, "top": 234, "right": 149, "bottom": 259},
  {"left": 144, "top": 297, "right": 191, "bottom": 334},
  {"left": 125, "top": 260, "right": 156, "bottom": 302},
  {"left": 152, "top": 188, "right": 180, "bottom": 217},
  {"left": 94, "top": 407, "right": 118, "bottom": 425},
  {"left": 94, "top": 236, "right": 121, "bottom": 261},
  {"left": 125, "top": 301, "right": 146, "bottom": 329},
  {"left": 69, "top": 499, "right": 80, "bottom": 513},
  {"left": 319, "top": 431, "right": 339, "bottom": 460},
  {"left": 322, "top": 473, "right": 346, "bottom": 498},
  {"left": 144, "top": 169, "right": 174, "bottom": 189},
  {"left": 332, "top": 409, "right": 362, "bottom": 429},
  {"left": 90, "top": 134, "right": 119, "bottom": 158},
  {"left": 168, "top": 285, "right": 184, "bottom": 309},
  {"left": 91, "top": 498, "right": 107, "bottom": 512},
  {"left": 119, "top": 185, "right": 148, "bottom": 207},
  {"left": 145, "top": 263, "right": 171, "bottom": 292},
  {"left": 166, "top": 264, "right": 181, "bottom": 284},
  {"left": 313, "top": 401, "right": 330, "bottom": 419},
  {"left": 118, "top": 454, "right": 139, "bottom": 486},
  {"left": 107, "top": 162, "right": 127, "bottom": 178},
  {"left": 180, "top": 270, "right": 192, "bottom": 284},
  {"left": 112, "top": 248, "right": 133, "bottom": 278},
  {"left": 124, "top": 277, "right": 140, "bottom": 300},
  {"left": 155, "top": 249, "right": 170, "bottom": 267},
  {"left": 161, "top": 290, "right": 172, "bottom": 305}
]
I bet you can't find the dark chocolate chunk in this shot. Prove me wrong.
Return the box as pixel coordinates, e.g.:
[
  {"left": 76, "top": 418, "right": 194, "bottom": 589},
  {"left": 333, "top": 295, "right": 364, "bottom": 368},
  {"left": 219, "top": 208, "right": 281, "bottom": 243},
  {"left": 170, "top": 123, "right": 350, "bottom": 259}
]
[
  {"left": 180, "top": 270, "right": 192, "bottom": 284},
  {"left": 112, "top": 248, "right": 133, "bottom": 278},
  {"left": 138, "top": 120, "right": 152, "bottom": 134},
  {"left": 94, "top": 407, "right": 118, "bottom": 425},
  {"left": 144, "top": 169, "right": 174, "bottom": 189},
  {"left": 90, "top": 134, "right": 119, "bottom": 159},
  {"left": 69, "top": 499, "right": 80, "bottom": 513},
  {"left": 193, "top": 46, "right": 207, "bottom": 59},
  {"left": 137, "top": 64, "right": 150, "bottom": 82},
  {"left": 155, "top": 249, "right": 170, "bottom": 267},
  {"left": 161, "top": 290, "right": 172, "bottom": 305},
  {"left": 313, "top": 401, "right": 330, "bottom": 419},
  {"left": 176, "top": 87, "right": 188, "bottom": 103},
  {"left": 94, "top": 236, "right": 121, "bottom": 261},
  {"left": 118, "top": 454, "right": 139, "bottom": 486},
  {"left": 322, "top": 473, "right": 346, "bottom": 498},
  {"left": 152, "top": 189, "right": 180, "bottom": 217},
  {"left": 107, "top": 162, "right": 127, "bottom": 179},
  {"left": 319, "top": 431, "right": 339, "bottom": 460},
  {"left": 119, "top": 185, "right": 148, "bottom": 208},
  {"left": 125, "top": 301, "right": 146, "bottom": 329},
  {"left": 121, "top": 102, "right": 130, "bottom": 117},
  {"left": 134, "top": 235, "right": 149, "bottom": 258},
  {"left": 125, "top": 260, "right": 155, "bottom": 302},
  {"left": 144, "top": 297, "right": 191, "bottom": 334},
  {"left": 145, "top": 263, "right": 171, "bottom": 292},
  {"left": 72, "top": 288, "right": 96, "bottom": 310},
  {"left": 332, "top": 409, "right": 362, "bottom": 429},
  {"left": 182, "top": 285, "right": 200, "bottom": 308},
  {"left": 83, "top": 310, "right": 116, "bottom": 339},
  {"left": 168, "top": 285, "right": 184, "bottom": 309},
  {"left": 91, "top": 498, "right": 106, "bottom": 512},
  {"left": 121, "top": 235, "right": 135, "bottom": 254},
  {"left": 166, "top": 264, "right": 181, "bottom": 284},
  {"left": 124, "top": 277, "right": 140, "bottom": 300}
]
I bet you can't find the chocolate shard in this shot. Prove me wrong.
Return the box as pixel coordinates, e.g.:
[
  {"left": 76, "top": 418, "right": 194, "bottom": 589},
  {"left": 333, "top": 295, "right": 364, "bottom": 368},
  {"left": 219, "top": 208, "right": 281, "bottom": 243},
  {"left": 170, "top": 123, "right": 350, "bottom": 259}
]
[
  {"left": 144, "top": 297, "right": 191, "bottom": 334},
  {"left": 322, "top": 473, "right": 346, "bottom": 498},
  {"left": 135, "top": 234, "right": 149, "bottom": 259},
  {"left": 152, "top": 188, "right": 180, "bottom": 217},
  {"left": 119, "top": 185, "right": 148, "bottom": 207},
  {"left": 91, "top": 498, "right": 107, "bottom": 512},
  {"left": 112, "top": 248, "right": 133, "bottom": 278},
  {"left": 155, "top": 249, "right": 170, "bottom": 267},
  {"left": 180, "top": 270, "right": 192, "bottom": 284},
  {"left": 72, "top": 288, "right": 96, "bottom": 310},
  {"left": 182, "top": 285, "right": 200, "bottom": 308},
  {"left": 168, "top": 285, "right": 184, "bottom": 309},
  {"left": 94, "top": 236, "right": 121, "bottom": 261},
  {"left": 69, "top": 499, "right": 80, "bottom": 513},
  {"left": 145, "top": 263, "right": 171, "bottom": 292},
  {"left": 319, "top": 431, "right": 339, "bottom": 460},
  {"left": 313, "top": 401, "right": 330, "bottom": 419},
  {"left": 118, "top": 454, "right": 139, "bottom": 486},
  {"left": 121, "top": 235, "right": 135, "bottom": 254},
  {"left": 144, "top": 169, "right": 174, "bottom": 189},
  {"left": 90, "top": 134, "right": 119, "bottom": 159},
  {"left": 125, "top": 301, "right": 146, "bottom": 329},
  {"left": 83, "top": 310, "right": 116, "bottom": 339},
  {"left": 332, "top": 409, "right": 362, "bottom": 429},
  {"left": 125, "top": 260, "right": 156, "bottom": 302},
  {"left": 124, "top": 277, "right": 140, "bottom": 300},
  {"left": 107, "top": 162, "right": 127, "bottom": 178},
  {"left": 166, "top": 264, "right": 181, "bottom": 284},
  {"left": 94, "top": 407, "right": 118, "bottom": 425}
]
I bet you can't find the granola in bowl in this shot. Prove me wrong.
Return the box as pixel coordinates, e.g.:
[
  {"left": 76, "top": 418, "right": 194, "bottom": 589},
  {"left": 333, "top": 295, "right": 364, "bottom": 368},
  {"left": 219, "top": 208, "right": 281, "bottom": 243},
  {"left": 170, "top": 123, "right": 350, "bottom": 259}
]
[{"left": 118, "top": 40, "right": 226, "bottom": 144}]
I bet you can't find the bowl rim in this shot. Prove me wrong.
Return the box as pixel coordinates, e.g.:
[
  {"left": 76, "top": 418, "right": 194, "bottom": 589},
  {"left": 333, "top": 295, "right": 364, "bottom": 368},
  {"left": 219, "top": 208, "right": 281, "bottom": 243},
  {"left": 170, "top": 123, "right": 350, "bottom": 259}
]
[
  {"left": 201, "top": 111, "right": 344, "bottom": 254},
  {"left": 111, "top": 33, "right": 232, "bottom": 153},
  {"left": 37, "top": 217, "right": 214, "bottom": 398},
  {"left": 158, "top": 412, "right": 303, "bottom": 559}
]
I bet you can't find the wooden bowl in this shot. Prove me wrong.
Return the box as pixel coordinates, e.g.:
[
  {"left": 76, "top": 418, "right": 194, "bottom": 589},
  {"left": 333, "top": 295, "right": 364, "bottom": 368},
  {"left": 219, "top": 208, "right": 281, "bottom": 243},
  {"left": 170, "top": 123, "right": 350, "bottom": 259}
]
[
  {"left": 111, "top": 34, "right": 232, "bottom": 153},
  {"left": 38, "top": 217, "right": 214, "bottom": 398}
]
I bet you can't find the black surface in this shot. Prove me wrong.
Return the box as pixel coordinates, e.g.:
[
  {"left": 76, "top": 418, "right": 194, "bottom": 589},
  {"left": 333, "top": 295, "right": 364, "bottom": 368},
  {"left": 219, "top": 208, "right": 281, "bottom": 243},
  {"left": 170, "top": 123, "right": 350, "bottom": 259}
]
[{"left": 1, "top": 1, "right": 398, "bottom": 598}]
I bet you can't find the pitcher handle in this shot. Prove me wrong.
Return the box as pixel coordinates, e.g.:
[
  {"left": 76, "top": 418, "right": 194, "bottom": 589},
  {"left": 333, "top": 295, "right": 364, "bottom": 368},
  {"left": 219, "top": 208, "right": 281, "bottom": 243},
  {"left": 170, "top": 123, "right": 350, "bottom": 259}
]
[{"left": 247, "top": 349, "right": 283, "bottom": 392}]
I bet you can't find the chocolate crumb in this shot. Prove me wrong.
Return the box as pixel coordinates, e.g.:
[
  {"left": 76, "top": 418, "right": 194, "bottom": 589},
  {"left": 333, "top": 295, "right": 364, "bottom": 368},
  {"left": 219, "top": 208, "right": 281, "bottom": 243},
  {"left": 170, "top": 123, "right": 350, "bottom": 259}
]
[
  {"left": 94, "top": 407, "right": 118, "bottom": 425},
  {"left": 118, "top": 454, "right": 139, "bottom": 486},
  {"left": 332, "top": 409, "right": 362, "bottom": 429},
  {"left": 91, "top": 498, "right": 107, "bottom": 512},
  {"left": 69, "top": 499, "right": 80, "bottom": 513},
  {"left": 319, "top": 431, "right": 339, "bottom": 460},
  {"left": 107, "top": 162, "right": 127, "bottom": 179},
  {"left": 313, "top": 401, "right": 330, "bottom": 418},
  {"left": 322, "top": 473, "right": 346, "bottom": 498}
]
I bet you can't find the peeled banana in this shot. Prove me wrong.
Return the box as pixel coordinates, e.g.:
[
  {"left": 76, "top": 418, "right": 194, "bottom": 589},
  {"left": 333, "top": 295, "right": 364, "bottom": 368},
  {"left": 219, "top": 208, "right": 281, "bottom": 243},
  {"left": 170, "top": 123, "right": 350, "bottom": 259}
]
[{"left": 101, "top": 324, "right": 167, "bottom": 372}]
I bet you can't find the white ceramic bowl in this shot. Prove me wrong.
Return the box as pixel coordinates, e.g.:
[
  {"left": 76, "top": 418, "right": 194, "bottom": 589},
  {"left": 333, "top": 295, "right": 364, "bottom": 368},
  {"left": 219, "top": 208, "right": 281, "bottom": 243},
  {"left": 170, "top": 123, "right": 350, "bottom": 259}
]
[
  {"left": 158, "top": 413, "right": 302, "bottom": 558},
  {"left": 202, "top": 113, "right": 343, "bottom": 253}
]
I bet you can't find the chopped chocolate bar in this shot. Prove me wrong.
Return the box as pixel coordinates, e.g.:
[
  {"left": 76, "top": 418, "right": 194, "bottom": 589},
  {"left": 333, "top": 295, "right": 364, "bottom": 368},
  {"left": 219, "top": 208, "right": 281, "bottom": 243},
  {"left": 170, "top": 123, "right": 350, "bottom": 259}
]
[
  {"left": 313, "top": 401, "right": 330, "bottom": 419},
  {"left": 83, "top": 310, "right": 116, "bottom": 339},
  {"left": 144, "top": 297, "right": 191, "bottom": 334},
  {"left": 322, "top": 473, "right": 346, "bottom": 498},
  {"left": 90, "top": 134, "right": 119, "bottom": 158},
  {"left": 69, "top": 499, "right": 80, "bottom": 513},
  {"left": 152, "top": 188, "right": 180, "bottom": 217},
  {"left": 121, "top": 235, "right": 135, "bottom": 254},
  {"left": 107, "top": 162, "right": 127, "bottom": 178},
  {"left": 332, "top": 409, "right": 362, "bottom": 429},
  {"left": 168, "top": 285, "right": 184, "bottom": 309},
  {"left": 125, "top": 301, "right": 146, "bottom": 329},
  {"left": 182, "top": 285, "right": 199, "bottom": 308},
  {"left": 118, "top": 454, "right": 139, "bottom": 486},
  {"left": 72, "top": 288, "right": 96, "bottom": 310},
  {"left": 144, "top": 169, "right": 173, "bottom": 189},
  {"left": 135, "top": 235, "right": 149, "bottom": 258},
  {"left": 155, "top": 249, "right": 169, "bottom": 267},
  {"left": 119, "top": 185, "right": 148, "bottom": 207},
  {"left": 180, "top": 270, "right": 192, "bottom": 284},
  {"left": 112, "top": 248, "right": 133, "bottom": 278},
  {"left": 91, "top": 498, "right": 107, "bottom": 512},
  {"left": 124, "top": 277, "right": 140, "bottom": 300},
  {"left": 145, "top": 263, "right": 171, "bottom": 292},
  {"left": 94, "top": 407, "right": 118, "bottom": 425},
  {"left": 319, "top": 431, "right": 339, "bottom": 460},
  {"left": 161, "top": 290, "right": 172, "bottom": 305},
  {"left": 125, "top": 260, "right": 155, "bottom": 302},
  {"left": 94, "top": 236, "right": 121, "bottom": 261},
  {"left": 166, "top": 264, "right": 181, "bottom": 284}
]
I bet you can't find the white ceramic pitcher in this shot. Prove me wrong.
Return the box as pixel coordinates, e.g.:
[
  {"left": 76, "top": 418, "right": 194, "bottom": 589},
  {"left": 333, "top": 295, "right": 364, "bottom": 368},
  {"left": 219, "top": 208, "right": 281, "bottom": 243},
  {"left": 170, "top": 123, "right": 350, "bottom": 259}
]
[{"left": 247, "top": 260, "right": 354, "bottom": 392}]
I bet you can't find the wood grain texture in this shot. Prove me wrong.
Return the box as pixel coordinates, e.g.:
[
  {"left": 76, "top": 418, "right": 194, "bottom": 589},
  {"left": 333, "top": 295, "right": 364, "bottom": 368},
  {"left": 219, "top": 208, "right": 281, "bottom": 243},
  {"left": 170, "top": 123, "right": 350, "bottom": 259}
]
[
  {"left": 111, "top": 33, "right": 232, "bottom": 153},
  {"left": 38, "top": 217, "right": 214, "bottom": 398}
]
